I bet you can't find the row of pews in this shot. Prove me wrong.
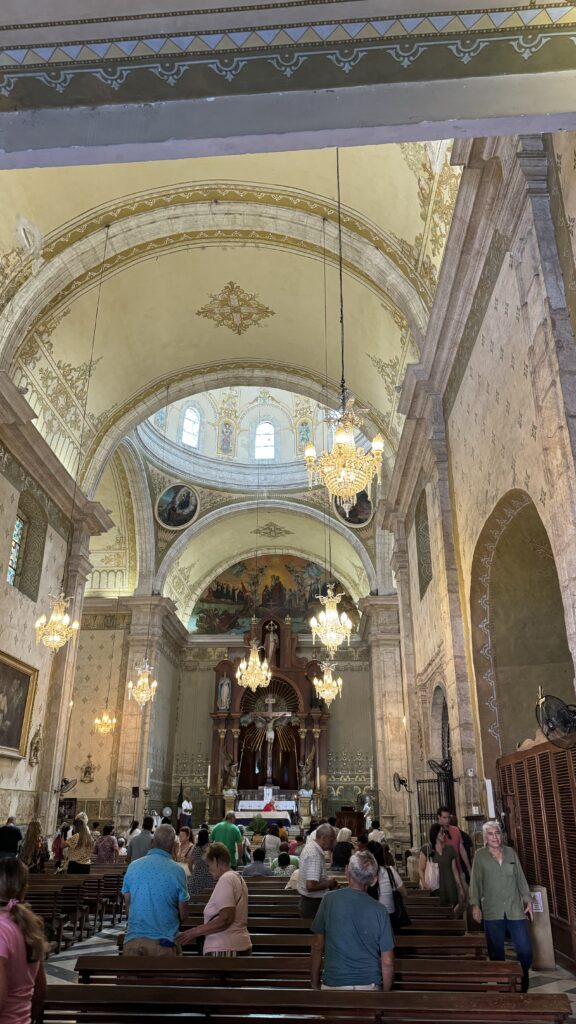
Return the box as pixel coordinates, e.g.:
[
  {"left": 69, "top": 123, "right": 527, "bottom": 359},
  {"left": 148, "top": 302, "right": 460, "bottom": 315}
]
[
  {"left": 25, "top": 865, "right": 126, "bottom": 951},
  {"left": 38, "top": 872, "right": 571, "bottom": 1023}
]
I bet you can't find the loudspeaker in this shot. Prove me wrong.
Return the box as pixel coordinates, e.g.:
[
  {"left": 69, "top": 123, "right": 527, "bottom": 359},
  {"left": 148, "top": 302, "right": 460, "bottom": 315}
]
[{"left": 131, "top": 786, "right": 140, "bottom": 798}]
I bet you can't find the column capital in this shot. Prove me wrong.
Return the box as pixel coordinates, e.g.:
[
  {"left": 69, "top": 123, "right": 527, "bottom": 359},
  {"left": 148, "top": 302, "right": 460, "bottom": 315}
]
[
  {"left": 516, "top": 134, "right": 549, "bottom": 196},
  {"left": 359, "top": 595, "right": 400, "bottom": 643}
]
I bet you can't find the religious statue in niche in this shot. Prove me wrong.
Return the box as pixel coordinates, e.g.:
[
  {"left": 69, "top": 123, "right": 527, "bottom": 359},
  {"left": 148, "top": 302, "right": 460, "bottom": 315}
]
[
  {"left": 79, "top": 754, "right": 95, "bottom": 784},
  {"left": 263, "top": 620, "right": 279, "bottom": 666},
  {"left": 217, "top": 674, "right": 232, "bottom": 711},
  {"left": 298, "top": 748, "right": 315, "bottom": 795},
  {"left": 28, "top": 725, "right": 42, "bottom": 767}
]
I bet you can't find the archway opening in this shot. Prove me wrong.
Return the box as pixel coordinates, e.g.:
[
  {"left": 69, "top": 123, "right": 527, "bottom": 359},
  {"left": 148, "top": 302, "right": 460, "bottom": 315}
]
[{"left": 470, "top": 491, "right": 574, "bottom": 775}]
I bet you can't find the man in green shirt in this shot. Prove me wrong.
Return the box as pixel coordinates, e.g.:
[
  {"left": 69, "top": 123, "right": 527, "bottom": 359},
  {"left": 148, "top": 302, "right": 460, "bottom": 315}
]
[
  {"left": 211, "top": 812, "right": 243, "bottom": 868},
  {"left": 469, "top": 820, "right": 533, "bottom": 991}
]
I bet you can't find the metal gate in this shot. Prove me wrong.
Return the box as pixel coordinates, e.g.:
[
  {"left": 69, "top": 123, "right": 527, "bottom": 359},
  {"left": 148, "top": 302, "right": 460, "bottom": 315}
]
[{"left": 416, "top": 765, "right": 455, "bottom": 846}]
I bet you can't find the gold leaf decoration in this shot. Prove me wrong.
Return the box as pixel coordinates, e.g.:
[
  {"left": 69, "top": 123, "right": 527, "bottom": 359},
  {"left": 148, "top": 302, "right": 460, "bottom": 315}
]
[{"left": 196, "top": 281, "right": 275, "bottom": 336}]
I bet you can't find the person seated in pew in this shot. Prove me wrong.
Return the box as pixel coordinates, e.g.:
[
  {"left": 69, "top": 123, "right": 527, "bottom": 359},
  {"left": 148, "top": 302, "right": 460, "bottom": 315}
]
[
  {"left": 289, "top": 834, "right": 304, "bottom": 856},
  {"left": 284, "top": 867, "right": 300, "bottom": 891},
  {"left": 122, "top": 824, "right": 189, "bottom": 957},
  {"left": 331, "top": 828, "right": 354, "bottom": 871},
  {"left": 179, "top": 843, "right": 251, "bottom": 957},
  {"left": 0, "top": 857, "right": 47, "bottom": 1024},
  {"left": 355, "top": 834, "right": 369, "bottom": 852},
  {"left": 241, "top": 848, "right": 272, "bottom": 877},
  {"left": 310, "top": 850, "right": 394, "bottom": 992},
  {"left": 271, "top": 842, "right": 299, "bottom": 871},
  {"left": 117, "top": 837, "right": 127, "bottom": 860},
  {"left": 273, "top": 852, "right": 296, "bottom": 878},
  {"left": 297, "top": 823, "right": 338, "bottom": 918}
]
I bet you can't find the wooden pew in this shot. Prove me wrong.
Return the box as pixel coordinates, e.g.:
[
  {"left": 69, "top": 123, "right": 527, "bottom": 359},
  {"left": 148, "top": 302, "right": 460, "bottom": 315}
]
[
  {"left": 75, "top": 953, "right": 523, "bottom": 992},
  {"left": 181, "top": 915, "right": 467, "bottom": 936},
  {"left": 42, "top": 983, "right": 572, "bottom": 1022}
]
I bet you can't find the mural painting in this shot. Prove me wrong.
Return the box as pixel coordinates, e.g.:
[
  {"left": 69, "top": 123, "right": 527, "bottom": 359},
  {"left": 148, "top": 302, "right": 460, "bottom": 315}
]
[
  {"left": 189, "top": 554, "right": 359, "bottom": 635},
  {"left": 334, "top": 488, "right": 373, "bottom": 527}
]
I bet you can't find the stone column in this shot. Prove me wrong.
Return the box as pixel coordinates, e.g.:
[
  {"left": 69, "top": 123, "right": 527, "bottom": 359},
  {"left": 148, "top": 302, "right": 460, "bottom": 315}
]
[
  {"left": 36, "top": 525, "right": 93, "bottom": 832},
  {"left": 114, "top": 596, "right": 166, "bottom": 823},
  {"left": 389, "top": 518, "right": 424, "bottom": 845},
  {"left": 360, "top": 595, "right": 409, "bottom": 841}
]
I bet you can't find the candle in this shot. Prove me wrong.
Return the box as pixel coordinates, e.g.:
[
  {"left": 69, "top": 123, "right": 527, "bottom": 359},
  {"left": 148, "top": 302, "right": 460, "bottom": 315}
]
[
  {"left": 370, "top": 767, "right": 373, "bottom": 788},
  {"left": 207, "top": 763, "right": 211, "bottom": 789},
  {"left": 316, "top": 765, "right": 320, "bottom": 790},
  {"left": 146, "top": 767, "right": 151, "bottom": 786}
]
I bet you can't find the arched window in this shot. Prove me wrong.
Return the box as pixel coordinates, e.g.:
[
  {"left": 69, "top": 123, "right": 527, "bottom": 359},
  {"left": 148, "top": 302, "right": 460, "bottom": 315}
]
[
  {"left": 415, "top": 489, "right": 432, "bottom": 598},
  {"left": 6, "top": 513, "right": 27, "bottom": 587},
  {"left": 182, "top": 407, "right": 200, "bottom": 448},
  {"left": 255, "top": 421, "right": 275, "bottom": 460}
]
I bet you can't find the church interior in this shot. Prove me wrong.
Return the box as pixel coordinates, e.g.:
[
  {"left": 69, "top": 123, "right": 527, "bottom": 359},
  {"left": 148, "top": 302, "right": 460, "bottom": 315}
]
[{"left": 2, "top": 0, "right": 576, "bottom": 1012}]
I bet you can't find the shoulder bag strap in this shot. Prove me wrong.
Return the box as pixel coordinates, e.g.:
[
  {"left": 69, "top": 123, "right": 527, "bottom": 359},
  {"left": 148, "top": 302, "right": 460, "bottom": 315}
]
[{"left": 385, "top": 866, "right": 397, "bottom": 891}]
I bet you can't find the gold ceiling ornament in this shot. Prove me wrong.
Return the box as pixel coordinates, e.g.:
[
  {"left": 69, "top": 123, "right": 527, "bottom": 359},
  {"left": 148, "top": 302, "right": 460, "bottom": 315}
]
[
  {"left": 94, "top": 706, "right": 117, "bottom": 735},
  {"left": 236, "top": 639, "right": 272, "bottom": 693},
  {"left": 313, "top": 660, "right": 343, "bottom": 707},
  {"left": 196, "top": 280, "right": 275, "bottom": 336},
  {"left": 303, "top": 149, "right": 384, "bottom": 517},
  {"left": 128, "top": 658, "right": 158, "bottom": 708},
  {"left": 310, "top": 585, "right": 352, "bottom": 655},
  {"left": 35, "top": 592, "right": 80, "bottom": 652}
]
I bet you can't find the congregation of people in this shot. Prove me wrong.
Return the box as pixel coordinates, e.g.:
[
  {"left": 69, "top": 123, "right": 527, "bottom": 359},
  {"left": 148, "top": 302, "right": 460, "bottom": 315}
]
[{"left": 0, "top": 804, "right": 537, "bottom": 1022}]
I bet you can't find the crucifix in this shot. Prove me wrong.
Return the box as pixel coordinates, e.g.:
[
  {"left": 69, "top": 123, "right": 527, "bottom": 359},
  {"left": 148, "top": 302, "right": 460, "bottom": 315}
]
[{"left": 240, "top": 694, "right": 298, "bottom": 785}]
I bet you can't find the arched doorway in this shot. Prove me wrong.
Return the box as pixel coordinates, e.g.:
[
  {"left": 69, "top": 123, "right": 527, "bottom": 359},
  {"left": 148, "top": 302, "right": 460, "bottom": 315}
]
[
  {"left": 470, "top": 490, "right": 574, "bottom": 778},
  {"left": 238, "top": 677, "right": 300, "bottom": 791}
]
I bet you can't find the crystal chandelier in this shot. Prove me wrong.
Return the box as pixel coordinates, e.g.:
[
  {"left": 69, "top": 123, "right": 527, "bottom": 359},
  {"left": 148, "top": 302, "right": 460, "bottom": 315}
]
[
  {"left": 303, "top": 149, "right": 384, "bottom": 516},
  {"left": 305, "top": 399, "right": 384, "bottom": 516},
  {"left": 236, "top": 640, "right": 271, "bottom": 692},
  {"left": 313, "top": 661, "right": 343, "bottom": 707},
  {"left": 310, "top": 585, "right": 352, "bottom": 655},
  {"left": 128, "top": 659, "right": 158, "bottom": 708},
  {"left": 35, "top": 593, "right": 80, "bottom": 652},
  {"left": 94, "top": 707, "right": 117, "bottom": 735}
]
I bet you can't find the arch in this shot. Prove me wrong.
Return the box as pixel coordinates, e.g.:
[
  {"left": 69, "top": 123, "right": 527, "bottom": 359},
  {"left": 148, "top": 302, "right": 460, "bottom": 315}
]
[
  {"left": 415, "top": 488, "right": 432, "bottom": 598},
  {"left": 430, "top": 685, "right": 450, "bottom": 763},
  {"left": 80, "top": 362, "right": 391, "bottom": 497},
  {"left": 470, "top": 489, "right": 574, "bottom": 778}
]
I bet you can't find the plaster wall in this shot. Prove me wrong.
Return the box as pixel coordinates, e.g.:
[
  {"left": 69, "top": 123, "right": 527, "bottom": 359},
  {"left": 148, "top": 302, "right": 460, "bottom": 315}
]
[
  {"left": 172, "top": 651, "right": 222, "bottom": 826},
  {"left": 148, "top": 644, "right": 181, "bottom": 810},
  {"left": 326, "top": 654, "right": 373, "bottom": 817},
  {"left": 406, "top": 480, "right": 451, "bottom": 680},
  {"left": 0, "top": 459, "right": 67, "bottom": 822}
]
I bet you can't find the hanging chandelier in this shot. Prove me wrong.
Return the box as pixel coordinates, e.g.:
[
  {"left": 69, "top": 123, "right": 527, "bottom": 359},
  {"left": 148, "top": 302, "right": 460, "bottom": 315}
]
[
  {"left": 303, "top": 149, "right": 384, "bottom": 516},
  {"left": 310, "top": 585, "right": 352, "bottom": 655},
  {"left": 236, "top": 640, "right": 271, "bottom": 692},
  {"left": 313, "top": 660, "right": 343, "bottom": 707},
  {"left": 305, "top": 400, "right": 384, "bottom": 516},
  {"left": 128, "top": 659, "right": 158, "bottom": 708},
  {"left": 35, "top": 593, "right": 80, "bottom": 652},
  {"left": 94, "top": 707, "right": 117, "bottom": 735}
]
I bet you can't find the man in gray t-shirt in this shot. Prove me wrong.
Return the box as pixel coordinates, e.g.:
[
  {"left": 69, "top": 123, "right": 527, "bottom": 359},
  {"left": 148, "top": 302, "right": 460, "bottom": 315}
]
[{"left": 127, "top": 816, "right": 154, "bottom": 863}]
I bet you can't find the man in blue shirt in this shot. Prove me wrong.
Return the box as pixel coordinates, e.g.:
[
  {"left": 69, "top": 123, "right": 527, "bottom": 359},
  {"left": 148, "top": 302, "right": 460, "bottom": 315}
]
[
  {"left": 122, "top": 824, "right": 189, "bottom": 955},
  {"left": 310, "top": 850, "right": 394, "bottom": 990}
]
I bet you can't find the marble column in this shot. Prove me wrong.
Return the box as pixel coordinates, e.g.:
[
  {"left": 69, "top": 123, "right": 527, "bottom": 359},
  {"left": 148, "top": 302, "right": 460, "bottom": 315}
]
[
  {"left": 36, "top": 525, "right": 93, "bottom": 832},
  {"left": 360, "top": 595, "right": 409, "bottom": 841}
]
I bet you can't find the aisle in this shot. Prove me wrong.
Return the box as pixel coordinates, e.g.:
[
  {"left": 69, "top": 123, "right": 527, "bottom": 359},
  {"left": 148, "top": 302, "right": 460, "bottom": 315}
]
[{"left": 45, "top": 926, "right": 121, "bottom": 985}]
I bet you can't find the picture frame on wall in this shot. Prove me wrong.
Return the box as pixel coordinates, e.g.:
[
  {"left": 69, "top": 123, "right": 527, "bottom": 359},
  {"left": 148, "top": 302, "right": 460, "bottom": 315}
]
[{"left": 0, "top": 651, "right": 37, "bottom": 758}]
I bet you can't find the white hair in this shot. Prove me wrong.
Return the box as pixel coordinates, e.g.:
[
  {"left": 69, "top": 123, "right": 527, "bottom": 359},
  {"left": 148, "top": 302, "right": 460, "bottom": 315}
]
[
  {"left": 348, "top": 851, "right": 378, "bottom": 888},
  {"left": 337, "top": 827, "right": 352, "bottom": 842},
  {"left": 482, "top": 820, "right": 503, "bottom": 842}
]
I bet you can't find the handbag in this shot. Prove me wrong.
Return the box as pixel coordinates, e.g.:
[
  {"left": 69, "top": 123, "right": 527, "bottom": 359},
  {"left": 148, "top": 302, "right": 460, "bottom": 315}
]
[
  {"left": 386, "top": 868, "right": 411, "bottom": 930},
  {"left": 421, "top": 844, "right": 440, "bottom": 891}
]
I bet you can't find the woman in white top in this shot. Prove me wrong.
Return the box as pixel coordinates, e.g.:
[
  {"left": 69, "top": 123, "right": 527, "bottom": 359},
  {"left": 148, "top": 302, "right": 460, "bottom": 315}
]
[
  {"left": 260, "top": 825, "right": 281, "bottom": 864},
  {"left": 367, "top": 840, "right": 408, "bottom": 918}
]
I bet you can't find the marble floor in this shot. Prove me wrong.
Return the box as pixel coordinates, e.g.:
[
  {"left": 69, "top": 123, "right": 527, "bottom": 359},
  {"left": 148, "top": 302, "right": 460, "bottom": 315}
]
[{"left": 45, "top": 928, "right": 576, "bottom": 1019}]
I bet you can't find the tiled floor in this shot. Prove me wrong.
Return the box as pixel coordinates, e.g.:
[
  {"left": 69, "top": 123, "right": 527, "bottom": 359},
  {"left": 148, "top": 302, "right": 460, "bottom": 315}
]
[{"left": 46, "top": 930, "right": 576, "bottom": 1020}]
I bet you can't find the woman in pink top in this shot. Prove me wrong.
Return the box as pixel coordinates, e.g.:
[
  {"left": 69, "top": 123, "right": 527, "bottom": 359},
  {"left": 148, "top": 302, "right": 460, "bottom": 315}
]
[
  {"left": 179, "top": 842, "right": 251, "bottom": 955},
  {"left": 0, "top": 857, "right": 46, "bottom": 1024}
]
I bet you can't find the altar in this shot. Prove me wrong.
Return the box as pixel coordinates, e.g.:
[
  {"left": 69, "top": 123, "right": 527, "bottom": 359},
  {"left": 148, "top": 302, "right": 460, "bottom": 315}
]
[{"left": 235, "top": 809, "right": 292, "bottom": 827}]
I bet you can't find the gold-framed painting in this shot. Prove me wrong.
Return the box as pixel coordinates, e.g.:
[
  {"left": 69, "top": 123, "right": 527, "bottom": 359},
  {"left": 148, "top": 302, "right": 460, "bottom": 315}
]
[{"left": 0, "top": 652, "right": 37, "bottom": 758}]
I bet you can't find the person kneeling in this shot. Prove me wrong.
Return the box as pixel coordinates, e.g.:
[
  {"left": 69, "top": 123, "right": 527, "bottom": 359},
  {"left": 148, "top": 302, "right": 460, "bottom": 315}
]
[{"left": 310, "top": 850, "right": 394, "bottom": 991}]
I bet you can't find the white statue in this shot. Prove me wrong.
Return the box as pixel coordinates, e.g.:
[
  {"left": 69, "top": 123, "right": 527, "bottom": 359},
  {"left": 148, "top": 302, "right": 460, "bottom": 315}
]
[{"left": 217, "top": 675, "right": 232, "bottom": 711}]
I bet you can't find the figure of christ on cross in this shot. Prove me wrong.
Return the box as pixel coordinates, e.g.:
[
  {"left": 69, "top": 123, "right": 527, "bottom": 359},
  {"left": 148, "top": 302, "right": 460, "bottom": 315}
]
[{"left": 240, "top": 694, "right": 299, "bottom": 786}]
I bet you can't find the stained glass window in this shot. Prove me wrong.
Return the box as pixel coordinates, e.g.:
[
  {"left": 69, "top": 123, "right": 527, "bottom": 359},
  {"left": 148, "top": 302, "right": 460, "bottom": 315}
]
[
  {"left": 255, "top": 421, "right": 275, "bottom": 460},
  {"left": 7, "top": 515, "right": 25, "bottom": 586},
  {"left": 182, "top": 407, "right": 200, "bottom": 448},
  {"left": 154, "top": 408, "right": 166, "bottom": 428}
]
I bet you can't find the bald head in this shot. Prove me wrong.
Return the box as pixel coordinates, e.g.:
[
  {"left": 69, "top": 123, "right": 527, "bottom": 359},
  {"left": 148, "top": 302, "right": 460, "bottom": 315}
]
[
  {"left": 152, "top": 824, "right": 176, "bottom": 853},
  {"left": 225, "top": 812, "right": 236, "bottom": 822}
]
